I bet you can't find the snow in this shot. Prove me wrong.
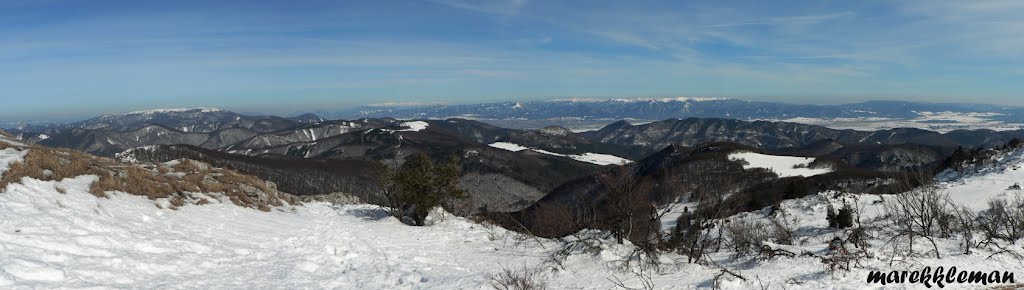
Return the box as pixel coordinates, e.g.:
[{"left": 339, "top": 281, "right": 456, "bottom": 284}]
[
  {"left": 937, "top": 148, "right": 1024, "bottom": 210},
  {"left": 35, "top": 134, "right": 49, "bottom": 141},
  {"left": 6, "top": 146, "right": 1024, "bottom": 288},
  {"left": 0, "top": 148, "right": 27, "bottom": 176},
  {"left": 0, "top": 170, "right": 671, "bottom": 289},
  {"left": 126, "top": 108, "right": 222, "bottom": 115},
  {"left": 487, "top": 142, "right": 529, "bottom": 152},
  {"left": 489, "top": 142, "right": 631, "bottom": 165},
  {"left": 396, "top": 121, "right": 429, "bottom": 132},
  {"left": 567, "top": 152, "right": 633, "bottom": 166},
  {"left": 0, "top": 134, "right": 26, "bottom": 147},
  {"left": 728, "top": 152, "right": 833, "bottom": 178}
]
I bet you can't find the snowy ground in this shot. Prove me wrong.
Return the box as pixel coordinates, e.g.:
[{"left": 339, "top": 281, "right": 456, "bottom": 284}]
[
  {"left": 488, "top": 142, "right": 631, "bottom": 166},
  {"left": 0, "top": 171, "right": 702, "bottom": 289},
  {"left": 5, "top": 146, "right": 1024, "bottom": 289},
  {"left": 728, "top": 152, "right": 833, "bottom": 178},
  {"left": 937, "top": 148, "right": 1024, "bottom": 211},
  {"left": 0, "top": 148, "right": 26, "bottom": 176}
]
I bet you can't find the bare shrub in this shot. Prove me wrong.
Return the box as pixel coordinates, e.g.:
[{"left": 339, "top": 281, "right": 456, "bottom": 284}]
[
  {"left": 769, "top": 218, "right": 795, "bottom": 246},
  {"left": 977, "top": 195, "right": 1024, "bottom": 243},
  {"left": 952, "top": 206, "right": 977, "bottom": 255},
  {"left": 724, "top": 219, "right": 771, "bottom": 256},
  {"left": 668, "top": 197, "right": 726, "bottom": 264},
  {"left": 169, "top": 196, "right": 186, "bottom": 209},
  {"left": 487, "top": 267, "right": 548, "bottom": 290},
  {"left": 881, "top": 184, "right": 957, "bottom": 259},
  {"left": 821, "top": 227, "right": 873, "bottom": 277},
  {"left": 724, "top": 218, "right": 795, "bottom": 259}
]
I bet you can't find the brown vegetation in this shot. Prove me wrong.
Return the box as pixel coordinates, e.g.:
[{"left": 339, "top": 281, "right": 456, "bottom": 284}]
[
  {"left": 0, "top": 144, "right": 298, "bottom": 211},
  {"left": 487, "top": 267, "right": 548, "bottom": 290}
]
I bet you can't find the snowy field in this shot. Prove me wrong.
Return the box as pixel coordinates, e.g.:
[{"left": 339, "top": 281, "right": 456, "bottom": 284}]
[
  {"left": 488, "top": 142, "right": 631, "bottom": 166},
  {"left": 728, "top": 152, "right": 833, "bottom": 178}
]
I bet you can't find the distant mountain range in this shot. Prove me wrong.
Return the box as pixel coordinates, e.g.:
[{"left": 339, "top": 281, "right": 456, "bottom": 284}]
[
  {"left": 10, "top": 106, "right": 1024, "bottom": 168},
  {"left": 320, "top": 98, "right": 1024, "bottom": 132}
]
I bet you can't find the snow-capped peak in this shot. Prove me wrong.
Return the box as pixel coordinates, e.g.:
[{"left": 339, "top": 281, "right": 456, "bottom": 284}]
[{"left": 125, "top": 108, "right": 223, "bottom": 115}]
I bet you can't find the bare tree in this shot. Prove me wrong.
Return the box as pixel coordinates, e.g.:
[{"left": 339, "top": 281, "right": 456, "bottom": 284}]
[
  {"left": 881, "top": 184, "right": 955, "bottom": 260},
  {"left": 598, "top": 165, "right": 656, "bottom": 246}
]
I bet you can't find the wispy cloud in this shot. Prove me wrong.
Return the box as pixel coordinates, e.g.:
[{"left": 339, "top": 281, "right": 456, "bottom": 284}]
[
  {"left": 425, "top": 0, "right": 527, "bottom": 15},
  {"left": 703, "top": 11, "right": 856, "bottom": 28}
]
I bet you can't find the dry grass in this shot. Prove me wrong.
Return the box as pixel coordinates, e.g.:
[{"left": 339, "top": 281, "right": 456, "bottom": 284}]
[
  {"left": 1, "top": 145, "right": 299, "bottom": 211},
  {"left": 89, "top": 165, "right": 177, "bottom": 199},
  {"left": 487, "top": 267, "right": 548, "bottom": 290},
  {"left": 0, "top": 141, "right": 15, "bottom": 150},
  {"left": 0, "top": 129, "right": 14, "bottom": 140},
  {"left": 0, "top": 146, "right": 106, "bottom": 191}
]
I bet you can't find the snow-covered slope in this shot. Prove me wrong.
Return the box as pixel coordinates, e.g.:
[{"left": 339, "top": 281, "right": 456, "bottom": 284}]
[
  {"left": 7, "top": 144, "right": 1024, "bottom": 289},
  {"left": 489, "top": 142, "right": 631, "bottom": 166},
  {"left": 729, "top": 152, "right": 833, "bottom": 178},
  {"left": 937, "top": 148, "right": 1024, "bottom": 210},
  {"left": 0, "top": 167, "right": 682, "bottom": 289}
]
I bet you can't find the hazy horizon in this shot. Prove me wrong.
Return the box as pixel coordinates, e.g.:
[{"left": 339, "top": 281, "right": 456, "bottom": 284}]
[
  {"left": 3, "top": 1, "right": 1023, "bottom": 120},
  {"left": 7, "top": 97, "right": 1024, "bottom": 124}
]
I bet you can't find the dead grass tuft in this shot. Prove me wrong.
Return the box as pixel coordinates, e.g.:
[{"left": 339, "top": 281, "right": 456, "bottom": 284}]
[
  {"left": 1, "top": 146, "right": 105, "bottom": 191},
  {"left": 0, "top": 141, "right": 16, "bottom": 150},
  {"left": 1, "top": 145, "right": 298, "bottom": 211}
]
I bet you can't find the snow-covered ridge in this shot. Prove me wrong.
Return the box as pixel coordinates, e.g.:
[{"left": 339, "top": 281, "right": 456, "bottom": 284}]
[
  {"left": 728, "top": 151, "right": 833, "bottom": 178},
  {"left": 366, "top": 102, "right": 436, "bottom": 107},
  {"left": 488, "top": 142, "right": 631, "bottom": 166},
  {"left": 125, "top": 108, "right": 223, "bottom": 115},
  {"left": 550, "top": 97, "right": 728, "bottom": 103}
]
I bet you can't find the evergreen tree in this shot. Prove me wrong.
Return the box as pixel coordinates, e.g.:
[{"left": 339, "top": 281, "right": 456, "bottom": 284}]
[{"left": 378, "top": 153, "right": 467, "bottom": 226}]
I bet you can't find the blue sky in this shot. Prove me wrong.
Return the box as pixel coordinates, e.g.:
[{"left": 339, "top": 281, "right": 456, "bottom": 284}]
[{"left": 2, "top": 0, "right": 1023, "bottom": 120}]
